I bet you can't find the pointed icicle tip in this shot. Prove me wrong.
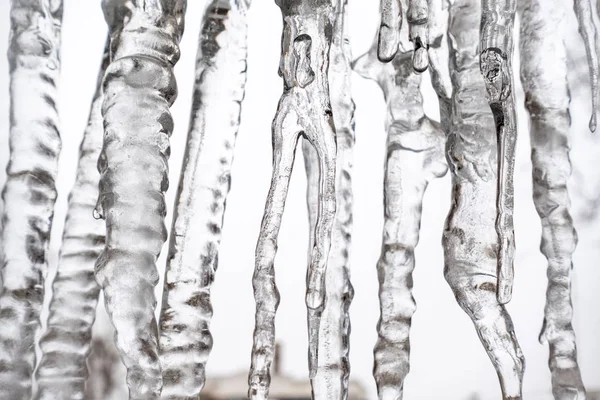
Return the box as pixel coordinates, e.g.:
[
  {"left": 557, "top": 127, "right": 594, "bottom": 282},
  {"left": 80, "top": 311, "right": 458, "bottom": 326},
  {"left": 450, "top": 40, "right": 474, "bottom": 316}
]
[{"left": 589, "top": 112, "right": 597, "bottom": 133}]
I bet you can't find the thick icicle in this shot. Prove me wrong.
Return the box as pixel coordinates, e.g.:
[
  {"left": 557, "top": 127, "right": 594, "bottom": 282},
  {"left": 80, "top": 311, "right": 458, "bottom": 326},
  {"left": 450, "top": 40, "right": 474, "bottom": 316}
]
[
  {"left": 34, "top": 39, "right": 110, "bottom": 400},
  {"left": 378, "top": 0, "right": 402, "bottom": 62},
  {"left": 0, "top": 1, "right": 63, "bottom": 398},
  {"left": 480, "top": 0, "right": 518, "bottom": 305},
  {"left": 574, "top": 0, "right": 599, "bottom": 132},
  {"left": 158, "top": 1, "right": 250, "bottom": 398},
  {"left": 444, "top": 0, "right": 524, "bottom": 398},
  {"left": 407, "top": 0, "right": 428, "bottom": 72},
  {"left": 249, "top": 0, "right": 337, "bottom": 398},
  {"left": 519, "top": 0, "right": 586, "bottom": 398},
  {"left": 354, "top": 25, "right": 447, "bottom": 400},
  {"left": 95, "top": 1, "right": 186, "bottom": 398},
  {"left": 302, "top": 0, "right": 354, "bottom": 397}
]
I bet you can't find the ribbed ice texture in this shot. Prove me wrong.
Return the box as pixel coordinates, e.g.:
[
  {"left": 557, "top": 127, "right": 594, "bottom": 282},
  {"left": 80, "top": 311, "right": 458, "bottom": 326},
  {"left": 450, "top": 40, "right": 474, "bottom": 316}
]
[
  {"left": 302, "top": 0, "right": 354, "bottom": 398},
  {"left": 480, "top": 0, "right": 518, "bottom": 305},
  {"left": 444, "top": 0, "right": 524, "bottom": 398},
  {"left": 249, "top": 1, "right": 336, "bottom": 398},
  {"left": 354, "top": 27, "right": 447, "bottom": 400},
  {"left": 34, "top": 40, "right": 109, "bottom": 400},
  {"left": 158, "top": 1, "right": 250, "bottom": 398},
  {"left": 0, "top": 1, "right": 62, "bottom": 399},
  {"left": 95, "top": 1, "right": 186, "bottom": 398},
  {"left": 519, "top": 0, "right": 586, "bottom": 398}
]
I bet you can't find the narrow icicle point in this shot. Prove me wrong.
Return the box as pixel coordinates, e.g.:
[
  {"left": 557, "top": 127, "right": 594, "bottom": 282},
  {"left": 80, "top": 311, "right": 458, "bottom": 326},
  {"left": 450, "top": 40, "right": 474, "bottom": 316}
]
[
  {"left": 407, "top": 0, "right": 429, "bottom": 72},
  {"left": 354, "top": 27, "right": 447, "bottom": 400},
  {"left": 378, "top": 0, "right": 402, "bottom": 62},
  {"left": 34, "top": 39, "right": 110, "bottom": 400},
  {"left": 427, "top": 0, "right": 452, "bottom": 132},
  {"left": 480, "top": 0, "right": 518, "bottom": 305},
  {"left": 249, "top": 0, "right": 337, "bottom": 398},
  {"left": 302, "top": 0, "right": 354, "bottom": 397},
  {"left": 0, "top": 1, "right": 63, "bottom": 398},
  {"left": 444, "top": 0, "right": 524, "bottom": 398},
  {"left": 96, "top": 1, "right": 186, "bottom": 399},
  {"left": 574, "top": 0, "right": 599, "bottom": 132},
  {"left": 158, "top": 1, "right": 251, "bottom": 398},
  {"left": 519, "top": 0, "right": 586, "bottom": 398}
]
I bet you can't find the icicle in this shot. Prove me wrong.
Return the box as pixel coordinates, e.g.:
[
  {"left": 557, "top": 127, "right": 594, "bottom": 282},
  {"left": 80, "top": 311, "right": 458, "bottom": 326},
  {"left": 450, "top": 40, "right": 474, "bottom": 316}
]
[
  {"left": 302, "top": 0, "right": 354, "bottom": 397},
  {"left": 444, "top": 0, "right": 524, "bottom": 398},
  {"left": 407, "top": 0, "right": 429, "bottom": 72},
  {"left": 378, "top": 0, "right": 402, "bottom": 62},
  {"left": 354, "top": 26, "right": 447, "bottom": 400},
  {"left": 95, "top": 1, "right": 186, "bottom": 398},
  {"left": 34, "top": 39, "right": 109, "bottom": 400},
  {"left": 479, "top": 0, "right": 518, "bottom": 305},
  {"left": 573, "top": 0, "right": 599, "bottom": 132},
  {"left": 519, "top": 0, "right": 586, "bottom": 398},
  {"left": 158, "top": 1, "right": 250, "bottom": 398},
  {"left": 249, "top": 1, "right": 337, "bottom": 398},
  {"left": 0, "top": 1, "right": 63, "bottom": 398}
]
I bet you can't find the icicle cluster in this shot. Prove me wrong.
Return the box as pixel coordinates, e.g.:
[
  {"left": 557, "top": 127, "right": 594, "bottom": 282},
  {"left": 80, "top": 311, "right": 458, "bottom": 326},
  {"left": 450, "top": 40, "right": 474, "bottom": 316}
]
[
  {"left": 519, "top": 0, "right": 586, "bottom": 397},
  {"left": 94, "top": 1, "right": 186, "bottom": 398},
  {"left": 158, "top": 0, "right": 250, "bottom": 398},
  {"left": 0, "top": 1, "right": 63, "bottom": 399},
  {"left": 249, "top": 0, "right": 337, "bottom": 398}
]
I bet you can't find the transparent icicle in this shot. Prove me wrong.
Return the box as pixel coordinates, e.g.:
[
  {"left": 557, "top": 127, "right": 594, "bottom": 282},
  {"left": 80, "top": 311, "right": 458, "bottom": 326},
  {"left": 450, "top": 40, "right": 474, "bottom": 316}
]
[
  {"left": 354, "top": 21, "right": 447, "bottom": 400},
  {"left": 302, "top": 0, "right": 354, "bottom": 398},
  {"left": 158, "top": 1, "right": 250, "bottom": 398},
  {"left": 34, "top": 40, "right": 110, "bottom": 400},
  {"left": 249, "top": 0, "right": 337, "bottom": 398},
  {"left": 444, "top": 0, "right": 524, "bottom": 398},
  {"left": 480, "top": 0, "right": 518, "bottom": 305},
  {"left": 95, "top": 1, "right": 186, "bottom": 398},
  {"left": 0, "top": 1, "right": 63, "bottom": 399},
  {"left": 519, "top": 0, "right": 586, "bottom": 398}
]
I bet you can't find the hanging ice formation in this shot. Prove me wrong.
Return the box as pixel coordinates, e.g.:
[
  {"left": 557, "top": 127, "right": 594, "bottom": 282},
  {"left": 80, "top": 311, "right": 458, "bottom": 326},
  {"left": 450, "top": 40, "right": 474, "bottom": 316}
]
[
  {"left": 158, "top": 0, "right": 250, "bottom": 398},
  {"left": 519, "top": 0, "right": 586, "bottom": 397},
  {"left": 444, "top": 0, "right": 524, "bottom": 398},
  {"left": 0, "top": 1, "right": 63, "bottom": 399},
  {"left": 35, "top": 40, "right": 110, "bottom": 400},
  {"left": 94, "top": 0, "right": 186, "bottom": 398},
  {"left": 302, "top": 0, "right": 354, "bottom": 398},
  {"left": 249, "top": 0, "right": 337, "bottom": 398}
]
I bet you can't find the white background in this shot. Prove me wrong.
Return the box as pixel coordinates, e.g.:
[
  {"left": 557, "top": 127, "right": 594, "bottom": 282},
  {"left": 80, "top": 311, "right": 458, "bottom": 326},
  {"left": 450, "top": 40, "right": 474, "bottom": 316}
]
[{"left": 0, "top": 1, "right": 599, "bottom": 399}]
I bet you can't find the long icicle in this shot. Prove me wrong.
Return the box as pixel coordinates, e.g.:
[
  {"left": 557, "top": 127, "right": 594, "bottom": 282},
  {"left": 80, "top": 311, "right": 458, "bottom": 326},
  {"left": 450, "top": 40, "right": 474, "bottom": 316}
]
[
  {"left": 95, "top": 1, "right": 186, "bottom": 398},
  {"left": 519, "top": 0, "right": 587, "bottom": 398},
  {"left": 249, "top": 0, "right": 337, "bottom": 398},
  {"left": 480, "top": 0, "right": 518, "bottom": 305},
  {"left": 574, "top": 0, "right": 599, "bottom": 132},
  {"left": 158, "top": 0, "right": 251, "bottom": 398},
  {"left": 34, "top": 39, "right": 110, "bottom": 400},
  {"left": 444, "top": 0, "right": 524, "bottom": 398},
  {"left": 354, "top": 24, "right": 448, "bottom": 400},
  {"left": 0, "top": 1, "right": 63, "bottom": 398},
  {"left": 302, "top": 0, "right": 354, "bottom": 397}
]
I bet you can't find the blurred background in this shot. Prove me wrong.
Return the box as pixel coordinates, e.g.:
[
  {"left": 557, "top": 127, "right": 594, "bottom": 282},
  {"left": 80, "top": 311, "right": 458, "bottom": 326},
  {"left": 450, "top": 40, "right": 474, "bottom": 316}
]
[{"left": 0, "top": 1, "right": 599, "bottom": 399}]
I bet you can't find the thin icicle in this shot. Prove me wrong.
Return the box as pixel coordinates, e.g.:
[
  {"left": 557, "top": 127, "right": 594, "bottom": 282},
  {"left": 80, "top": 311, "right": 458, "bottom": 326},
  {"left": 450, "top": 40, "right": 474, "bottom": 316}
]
[
  {"left": 480, "top": 0, "right": 518, "bottom": 305},
  {"left": 249, "top": 0, "right": 337, "bottom": 398},
  {"left": 302, "top": 0, "right": 354, "bottom": 397},
  {"left": 444, "top": 0, "right": 524, "bottom": 398},
  {"left": 519, "top": 0, "right": 586, "bottom": 398},
  {"left": 574, "top": 0, "right": 599, "bottom": 132},
  {"left": 34, "top": 39, "right": 109, "bottom": 400},
  {"left": 0, "top": 1, "right": 63, "bottom": 398},
  {"left": 158, "top": 1, "right": 250, "bottom": 398},
  {"left": 95, "top": 1, "right": 186, "bottom": 398},
  {"left": 354, "top": 27, "right": 447, "bottom": 400}
]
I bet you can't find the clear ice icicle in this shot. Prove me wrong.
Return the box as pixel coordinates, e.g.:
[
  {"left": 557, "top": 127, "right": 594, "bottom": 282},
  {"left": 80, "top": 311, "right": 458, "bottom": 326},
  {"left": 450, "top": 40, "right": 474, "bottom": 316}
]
[
  {"left": 158, "top": 0, "right": 250, "bottom": 398},
  {"left": 444, "top": 0, "right": 524, "bottom": 398},
  {"left": 34, "top": 39, "right": 109, "bottom": 400},
  {"left": 354, "top": 25, "right": 447, "bottom": 400},
  {"left": 480, "top": 0, "right": 518, "bottom": 305},
  {"left": 518, "top": 0, "right": 586, "bottom": 398},
  {"left": 95, "top": 1, "right": 186, "bottom": 398},
  {"left": 0, "top": 1, "right": 63, "bottom": 398},
  {"left": 249, "top": 0, "right": 337, "bottom": 398},
  {"left": 302, "top": 0, "right": 354, "bottom": 397}
]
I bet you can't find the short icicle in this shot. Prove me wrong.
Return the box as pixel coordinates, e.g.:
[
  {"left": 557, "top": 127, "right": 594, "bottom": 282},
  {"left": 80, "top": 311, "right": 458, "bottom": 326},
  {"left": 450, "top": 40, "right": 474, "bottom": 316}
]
[
  {"left": 95, "top": 0, "right": 186, "bottom": 398},
  {"left": 158, "top": 0, "right": 251, "bottom": 398},
  {"left": 0, "top": 1, "right": 63, "bottom": 398}
]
